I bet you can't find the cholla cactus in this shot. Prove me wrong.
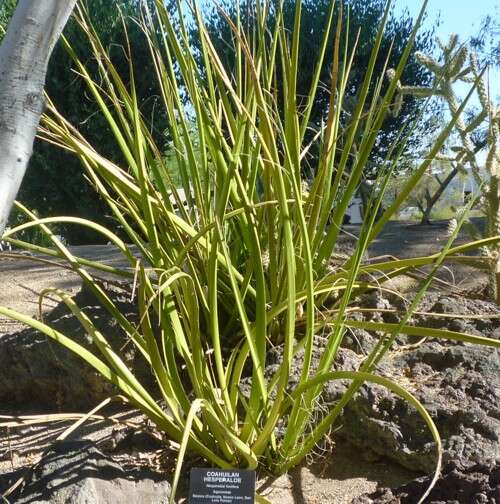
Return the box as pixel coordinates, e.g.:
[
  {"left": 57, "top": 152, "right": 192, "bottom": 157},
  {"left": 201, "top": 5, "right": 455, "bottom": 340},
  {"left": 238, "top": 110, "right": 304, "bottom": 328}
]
[
  {"left": 446, "top": 217, "right": 458, "bottom": 237},
  {"left": 484, "top": 106, "right": 500, "bottom": 301},
  {"left": 390, "top": 35, "right": 500, "bottom": 303}
]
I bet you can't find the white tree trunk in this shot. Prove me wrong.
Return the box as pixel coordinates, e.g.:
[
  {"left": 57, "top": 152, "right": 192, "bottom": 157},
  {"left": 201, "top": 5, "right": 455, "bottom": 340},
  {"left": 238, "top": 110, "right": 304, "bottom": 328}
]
[{"left": 0, "top": 0, "right": 77, "bottom": 235}]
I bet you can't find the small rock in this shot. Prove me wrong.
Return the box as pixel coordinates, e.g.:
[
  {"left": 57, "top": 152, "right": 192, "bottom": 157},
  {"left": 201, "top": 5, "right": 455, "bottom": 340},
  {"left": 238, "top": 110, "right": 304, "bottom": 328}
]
[
  {"left": 4, "top": 440, "right": 170, "bottom": 504},
  {"left": 112, "top": 428, "right": 163, "bottom": 453}
]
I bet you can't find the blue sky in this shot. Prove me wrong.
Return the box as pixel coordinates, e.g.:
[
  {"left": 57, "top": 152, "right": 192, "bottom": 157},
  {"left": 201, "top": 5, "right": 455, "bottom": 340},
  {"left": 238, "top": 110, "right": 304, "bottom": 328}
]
[
  {"left": 394, "top": 0, "right": 498, "bottom": 43},
  {"left": 393, "top": 0, "right": 498, "bottom": 163},
  {"left": 394, "top": 0, "right": 499, "bottom": 99}
]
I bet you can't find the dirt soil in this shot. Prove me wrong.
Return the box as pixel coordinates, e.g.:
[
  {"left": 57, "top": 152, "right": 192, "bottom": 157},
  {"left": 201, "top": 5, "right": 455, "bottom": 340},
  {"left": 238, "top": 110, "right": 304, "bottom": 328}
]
[
  {"left": 257, "top": 446, "right": 416, "bottom": 504},
  {"left": 0, "top": 220, "right": 487, "bottom": 333},
  {"left": 0, "top": 244, "right": 135, "bottom": 333},
  {"left": 0, "top": 220, "right": 492, "bottom": 503},
  {"left": 354, "top": 218, "right": 487, "bottom": 289}
]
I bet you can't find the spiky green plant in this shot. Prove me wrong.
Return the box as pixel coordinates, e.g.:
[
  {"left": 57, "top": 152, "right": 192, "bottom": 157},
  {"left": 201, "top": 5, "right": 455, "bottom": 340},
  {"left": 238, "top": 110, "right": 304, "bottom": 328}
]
[
  {"left": 392, "top": 34, "right": 500, "bottom": 302},
  {"left": 1, "top": 2, "right": 500, "bottom": 503}
]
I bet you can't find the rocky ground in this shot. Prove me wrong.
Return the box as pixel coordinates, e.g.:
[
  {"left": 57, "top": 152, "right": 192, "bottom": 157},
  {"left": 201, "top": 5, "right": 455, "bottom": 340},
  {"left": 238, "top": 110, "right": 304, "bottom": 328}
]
[
  {"left": 1, "top": 220, "right": 498, "bottom": 503},
  {"left": 353, "top": 459, "right": 500, "bottom": 503}
]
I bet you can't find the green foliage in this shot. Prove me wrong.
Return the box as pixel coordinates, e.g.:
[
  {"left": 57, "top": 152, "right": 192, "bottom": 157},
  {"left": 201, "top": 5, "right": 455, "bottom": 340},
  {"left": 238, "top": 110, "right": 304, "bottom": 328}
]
[
  {"left": 7, "top": 208, "right": 56, "bottom": 248},
  {"left": 0, "top": 0, "right": 16, "bottom": 34},
  {"left": 2, "top": 2, "right": 500, "bottom": 503},
  {"left": 404, "top": 160, "right": 459, "bottom": 220},
  {"left": 471, "top": 12, "right": 500, "bottom": 70},
  {"left": 10, "top": 0, "right": 170, "bottom": 244},
  {"left": 194, "top": 0, "right": 438, "bottom": 178}
]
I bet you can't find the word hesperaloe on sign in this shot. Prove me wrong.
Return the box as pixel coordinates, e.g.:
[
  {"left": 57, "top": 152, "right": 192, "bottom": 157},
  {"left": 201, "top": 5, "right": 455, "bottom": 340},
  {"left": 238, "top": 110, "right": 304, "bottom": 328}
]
[{"left": 189, "top": 468, "right": 255, "bottom": 503}]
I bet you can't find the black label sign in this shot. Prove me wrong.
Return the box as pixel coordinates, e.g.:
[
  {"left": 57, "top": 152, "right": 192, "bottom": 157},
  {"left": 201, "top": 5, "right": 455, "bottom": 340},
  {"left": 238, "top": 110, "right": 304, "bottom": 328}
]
[{"left": 189, "top": 468, "right": 255, "bottom": 503}]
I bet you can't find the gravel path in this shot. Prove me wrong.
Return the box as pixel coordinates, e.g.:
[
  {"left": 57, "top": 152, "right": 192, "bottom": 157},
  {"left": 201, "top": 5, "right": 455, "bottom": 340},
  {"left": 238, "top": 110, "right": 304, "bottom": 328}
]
[
  {"left": 351, "top": 218, "right": 488, "bottom": 288},
  {"left": 0, "top": 245, "right": 134, "bottom": 334},
  {"left": 0, "top": 220, "right": 488, "bottom": 334}
]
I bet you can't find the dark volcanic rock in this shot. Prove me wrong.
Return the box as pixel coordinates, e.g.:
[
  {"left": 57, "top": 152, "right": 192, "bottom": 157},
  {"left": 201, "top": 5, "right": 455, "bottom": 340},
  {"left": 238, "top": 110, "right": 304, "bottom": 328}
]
[
  {"left": 342, "top": 326, "right": 377, "bottom": 353},
  {"left": 111, "top": 428, "right": 164, "bottom": 453},
  {"left": 330, "top": 294, "right": 500, "bottom": 472},
  {"left": 0, "top": 282, "right": 151, "bottom": 410},
  {"left": 262, "top": 293, "right": 500, "bottom": 472},
  {"left": 333, "top": 338, "right": 500, "bottom": 472},
  {"left": 352, "top": 460, "right": 500, "bottom": 504},
  {"left": 1, "top": 441, "right": 170, "bottom": 504},
  {"left": 422, "top": 295, "right": 500, "bottom": 337},
  {"left": 239, "top": 339, "right": 364, "bottom": 403}
]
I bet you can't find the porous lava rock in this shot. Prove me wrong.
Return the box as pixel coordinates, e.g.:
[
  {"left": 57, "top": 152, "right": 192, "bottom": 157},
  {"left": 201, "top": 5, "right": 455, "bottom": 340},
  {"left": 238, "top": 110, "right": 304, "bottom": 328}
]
[
  {"left": 0, "top": 282, "right": 150, "bottom": 410},
  {"left": 257, "top": 293, "right": 500, "bottom": 473},
  {"left": 352, "top": 459, "right": 500, "bottom": 503},
  {"left": 331, "top": 293, "right": 500, "bottom": 472}
]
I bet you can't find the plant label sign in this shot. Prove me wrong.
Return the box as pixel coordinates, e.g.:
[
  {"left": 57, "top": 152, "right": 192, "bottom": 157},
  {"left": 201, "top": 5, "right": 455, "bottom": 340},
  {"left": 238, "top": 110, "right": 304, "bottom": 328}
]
[{"left": 189, "top": 467, "right": 255, "bottom": 503}]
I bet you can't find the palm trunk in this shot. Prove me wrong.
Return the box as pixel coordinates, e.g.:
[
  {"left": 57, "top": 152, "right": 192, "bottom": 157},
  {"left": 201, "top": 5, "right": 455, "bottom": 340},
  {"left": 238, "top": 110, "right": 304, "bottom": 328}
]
[{"left": 0, "top": 0, "right": 77, "bottom": 235}]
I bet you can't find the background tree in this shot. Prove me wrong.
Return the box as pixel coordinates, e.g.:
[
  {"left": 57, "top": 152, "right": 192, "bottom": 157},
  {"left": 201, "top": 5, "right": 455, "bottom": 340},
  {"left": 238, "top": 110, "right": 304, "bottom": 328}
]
[
  {"left": 195, "top": 0, "right": 438, "bottom": 179},
  {"left": 393, "top": 35, "right": 492, "bottom": 224},
  {"left": 471, "top": 11, "right": 500, "bottom": 70},
  {"left": 405, "top": 157, "right": 461, "bottom": 225},
  {"left": 396, "top": 33, "right": 500, "bottom": 301},
  {"left": 0, "top": 1, "right": 17, "bottom": 31},
  {"left": 1, "top": 0, "right": 170, "bottom": 243}
]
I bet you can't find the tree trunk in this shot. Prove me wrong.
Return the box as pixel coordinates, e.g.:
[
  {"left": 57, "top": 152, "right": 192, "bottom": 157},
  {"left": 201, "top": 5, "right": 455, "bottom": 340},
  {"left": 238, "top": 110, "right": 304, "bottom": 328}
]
[
  {"left": 419, "top": 209, "right": 432, "bottom": 225},
  {"left": 416, "top": 200, "right": 431, "bottom": 225},
  {"left": 0, "top": 0, "right": 77, "bottom": 235},
  {"left": 418, "top": 166, "right": 459, "bottom": 224}
]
